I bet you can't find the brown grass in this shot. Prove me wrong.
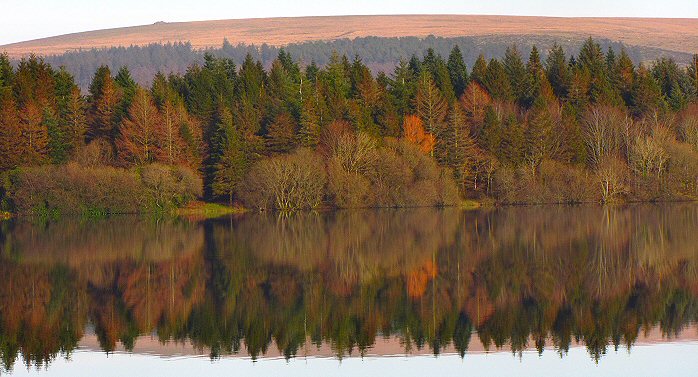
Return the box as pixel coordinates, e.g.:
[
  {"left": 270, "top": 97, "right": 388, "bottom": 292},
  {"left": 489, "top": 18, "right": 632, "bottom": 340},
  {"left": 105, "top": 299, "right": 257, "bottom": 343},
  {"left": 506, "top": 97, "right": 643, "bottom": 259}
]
[{"left": 2, "top": 15, "right": 698, "bottom": 58}]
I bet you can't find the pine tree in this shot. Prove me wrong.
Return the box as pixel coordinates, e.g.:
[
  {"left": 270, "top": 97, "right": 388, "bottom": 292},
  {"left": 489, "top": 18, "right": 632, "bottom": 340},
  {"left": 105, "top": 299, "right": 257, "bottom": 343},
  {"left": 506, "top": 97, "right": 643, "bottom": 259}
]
[
  {"left": 65, "top": 86, "right": 87, "bottom": 150},
  {"left": 523, "top": 98, "right": 555, "bottom": 175},
  {"left": 470, "top": 54, "right": 488, "bottom": 86},
  {"left": 632, "top": 66, "right": 667, "bottom": 117},
  {"left": 480, "top": 105, "right": 503, "bottom": 155},
  {"left": 114, "top": 66, "right": 138, "bottom": 125},
  {"left": 483, "top": 59, "right": 513, "bottom": 102},
  {"left": 503, "top": 45, "right": 530, "bottom": 106},
  {"left": 52, "top": 67, "right": 84, "bottom": 162},
  {"left": 265, "top": 113, "right": 296, "bottom": 154},
  {"left": 389, "top": 59, "right": 417, "bottom": 118},
  {"left": 212, "top": 110, "right": 248, "bottom": 205},
  {"left": 322, "top": 51, "right": 350, "bottom": 120},
  {"left": 690, "top": 54, "right": 698, "bottom": 96},
  {"left": 298, "top": 94, "right": 321, "bottom": 148},
  {"left": 527, "top": 46, "right": 556, "bottom": 106},
  {"left": 87, "top": 66, "right": 120, "bottom": 144},
  {"left": 0, "top": 53, "right": 13, "bottom": 89},
  {"left": 422, "top": 48, "right": 456, "bottom": 102},
  {"left": 546, "top": 43, "right": 569, "bottom": 99},
  {"left": 615, "top": 49, "right": 636, "bottom": 106},
  {"left": 447, "top": 46, "right": 469, "bottom": 98},
  {"left": 235, "top": 54, "right": 266, "bottom": 137}
]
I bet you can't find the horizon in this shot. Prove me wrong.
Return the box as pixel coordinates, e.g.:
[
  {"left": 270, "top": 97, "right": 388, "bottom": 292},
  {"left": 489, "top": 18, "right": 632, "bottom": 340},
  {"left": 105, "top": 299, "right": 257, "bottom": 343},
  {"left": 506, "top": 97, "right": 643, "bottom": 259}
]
[{"left": 2, "top": 0, "right": 697, "bottom": 45}]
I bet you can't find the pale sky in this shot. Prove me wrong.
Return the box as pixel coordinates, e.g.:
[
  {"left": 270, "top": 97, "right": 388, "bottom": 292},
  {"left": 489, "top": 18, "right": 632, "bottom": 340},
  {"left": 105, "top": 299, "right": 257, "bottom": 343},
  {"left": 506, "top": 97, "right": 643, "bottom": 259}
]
[{"left": 1, "top": 0, "right": 697, "bottom": 45}]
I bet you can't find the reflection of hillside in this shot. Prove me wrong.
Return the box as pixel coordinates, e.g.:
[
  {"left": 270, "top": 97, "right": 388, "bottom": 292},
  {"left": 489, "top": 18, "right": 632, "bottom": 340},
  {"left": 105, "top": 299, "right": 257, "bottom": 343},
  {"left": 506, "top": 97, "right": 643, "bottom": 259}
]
[{"left": 2, "top": 205, "right": 698, "bottom": 371}]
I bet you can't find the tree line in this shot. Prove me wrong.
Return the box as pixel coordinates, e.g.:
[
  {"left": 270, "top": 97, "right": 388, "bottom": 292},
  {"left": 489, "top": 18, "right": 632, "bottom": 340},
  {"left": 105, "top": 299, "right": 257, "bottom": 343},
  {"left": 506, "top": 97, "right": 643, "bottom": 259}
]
[
  {"left": 2, "top": 37, "right": 698, "bottom": 211},
  {"left": 38, "top": 36, "right": 689, "bottom": 90}
]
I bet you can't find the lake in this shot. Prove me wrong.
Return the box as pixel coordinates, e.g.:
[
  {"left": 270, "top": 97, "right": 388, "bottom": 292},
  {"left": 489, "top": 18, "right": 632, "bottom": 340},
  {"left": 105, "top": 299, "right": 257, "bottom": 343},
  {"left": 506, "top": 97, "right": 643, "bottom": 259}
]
[{"left": 1, "top": 205, "right": 698, "bottom": 376}]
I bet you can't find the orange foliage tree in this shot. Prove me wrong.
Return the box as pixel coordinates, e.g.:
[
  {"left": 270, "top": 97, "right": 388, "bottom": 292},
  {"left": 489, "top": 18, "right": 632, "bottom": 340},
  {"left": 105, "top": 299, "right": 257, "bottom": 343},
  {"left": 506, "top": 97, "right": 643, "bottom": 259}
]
[
  {"left": 460, "top": 81, "right": 492, "bottom": 126},
  {"left": 116, "top": 88, "right": 163, "bottom": 165},
  {"left": 403, "top": 115, "right": 435, "bottom": 154}
]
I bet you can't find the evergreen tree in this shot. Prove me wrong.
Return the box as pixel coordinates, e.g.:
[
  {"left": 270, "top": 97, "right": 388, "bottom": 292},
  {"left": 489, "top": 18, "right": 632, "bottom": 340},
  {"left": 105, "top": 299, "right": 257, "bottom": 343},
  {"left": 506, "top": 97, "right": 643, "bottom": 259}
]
[
  {"left": 52, "top": 67, "right": 83, "bottom": 162},
  {"left": 422, "top": 48, "right": 455, "bottom": 102},
  {"left": 322, "top": 52, "right": 351, "bottom": 120},
  {"left": 389, "top": 59, "right": 417, "bottom": 118},
  {"left": 470, "top": 54, "right": 488, "bottom": 87},
  {"left": 114, "top": 66, "right": 138, "bottom": 125},
  {"left": 265, "top": 113, "right": 296, "bottom": 154},
  {"left": 632, "top": 66, "right": 667, "bottom": 117},
  {"left": 483, "top": 59, "right": 513, "bottom": 102},
  {"left": 298, "top": 93, "right": 321, "bottom": 148},
  {"left": 87, "top": 66, "right": 120, "bottom": 145},
  {"left": 235, "top": 54, "right": 266, "bottom": 137},
  {"left": 504, "top": 45, "right": 530, "bottom": 106},
  {"left": 609, "top": 48, "right": 636, "bottom": 107},
  {"left": 690, "top": 54, "right": 698, "bottom": 96},
  {"left": 447, "top": 46, "right": 469, "bottom": 99},
  {"left": 546, "top": 43, "right": 569, "bottom": 99},
  {"left": 212, "top": 108, "right": 248, "bottom": 205},
  {"left": 480, "top": 105, "right": 503, "bottom": 154}
]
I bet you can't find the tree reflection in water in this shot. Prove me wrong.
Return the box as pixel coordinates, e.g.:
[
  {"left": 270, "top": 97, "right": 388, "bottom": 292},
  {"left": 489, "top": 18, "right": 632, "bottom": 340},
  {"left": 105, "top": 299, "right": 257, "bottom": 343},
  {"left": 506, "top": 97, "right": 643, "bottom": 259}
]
[{"left": 1, "top": 205, "right": 698, "bottom": 371}]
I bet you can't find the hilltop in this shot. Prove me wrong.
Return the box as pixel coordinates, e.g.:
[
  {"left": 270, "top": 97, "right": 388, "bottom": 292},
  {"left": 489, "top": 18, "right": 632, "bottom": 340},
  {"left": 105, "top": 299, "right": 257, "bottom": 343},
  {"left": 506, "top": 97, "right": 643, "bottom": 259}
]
[{"left": 2, "top": 14, "right": 698, "bottom": 58}]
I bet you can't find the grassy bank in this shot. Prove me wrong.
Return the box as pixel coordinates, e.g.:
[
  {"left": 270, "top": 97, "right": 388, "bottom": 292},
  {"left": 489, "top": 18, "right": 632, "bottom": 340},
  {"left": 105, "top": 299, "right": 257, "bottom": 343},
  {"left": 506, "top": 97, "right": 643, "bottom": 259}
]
[{"left": 175, "top": 202, "right": 246, "bottom": 219}]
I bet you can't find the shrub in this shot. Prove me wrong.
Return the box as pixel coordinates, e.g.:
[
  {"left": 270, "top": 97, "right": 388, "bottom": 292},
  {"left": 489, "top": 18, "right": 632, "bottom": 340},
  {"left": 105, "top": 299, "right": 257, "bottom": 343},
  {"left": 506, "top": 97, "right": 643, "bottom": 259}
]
[
  {"left": 239, "top": 149, "right": 327, "bottom": 210},
  {"left": 5, "top": 163, "right": 202, "bottom": 215},
  {"left": 140, "top": 164, "right": 203, "bottom": 211}
]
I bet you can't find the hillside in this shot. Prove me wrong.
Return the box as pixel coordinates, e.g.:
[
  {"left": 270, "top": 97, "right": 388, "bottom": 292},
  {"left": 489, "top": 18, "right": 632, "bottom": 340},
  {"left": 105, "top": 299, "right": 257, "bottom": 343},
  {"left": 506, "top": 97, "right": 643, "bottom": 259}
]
[{"left": 2, "top": 15, "right": 698, "bottom": 58}]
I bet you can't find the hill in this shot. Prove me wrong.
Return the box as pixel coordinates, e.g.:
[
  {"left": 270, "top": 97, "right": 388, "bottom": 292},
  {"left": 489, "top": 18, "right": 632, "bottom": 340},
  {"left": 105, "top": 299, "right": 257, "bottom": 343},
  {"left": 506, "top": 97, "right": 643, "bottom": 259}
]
[{"left": 2, "top": 15, "right": 698, "bottom": 58}]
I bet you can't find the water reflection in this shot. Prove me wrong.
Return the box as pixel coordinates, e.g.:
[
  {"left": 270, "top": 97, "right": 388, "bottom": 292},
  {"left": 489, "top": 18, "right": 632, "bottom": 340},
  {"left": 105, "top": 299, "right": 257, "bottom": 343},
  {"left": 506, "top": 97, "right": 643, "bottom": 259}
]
[{"left": 1, "top": 205, "right": 697, "bottom": 372}]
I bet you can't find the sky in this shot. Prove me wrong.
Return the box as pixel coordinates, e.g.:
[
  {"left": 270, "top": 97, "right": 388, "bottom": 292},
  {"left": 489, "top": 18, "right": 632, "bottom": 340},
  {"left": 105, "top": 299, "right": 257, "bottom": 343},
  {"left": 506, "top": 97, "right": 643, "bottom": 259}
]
[{"left": 1, "top": 0, "right": 697, "bottom": 45}]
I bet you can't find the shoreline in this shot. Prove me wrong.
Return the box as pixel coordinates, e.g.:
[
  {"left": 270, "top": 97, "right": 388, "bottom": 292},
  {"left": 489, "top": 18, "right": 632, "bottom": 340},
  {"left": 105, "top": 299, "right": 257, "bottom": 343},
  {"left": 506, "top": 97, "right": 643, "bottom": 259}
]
[{"left": 6, "top": 198, "right": 698, "bottom": 221}]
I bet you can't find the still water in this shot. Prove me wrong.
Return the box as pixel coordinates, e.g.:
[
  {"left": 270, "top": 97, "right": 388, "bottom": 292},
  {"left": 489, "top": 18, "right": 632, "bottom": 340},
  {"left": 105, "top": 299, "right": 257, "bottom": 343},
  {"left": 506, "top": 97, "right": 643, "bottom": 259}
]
[{"left": 1, "top": 205, "right": 698, "bottom": 376}]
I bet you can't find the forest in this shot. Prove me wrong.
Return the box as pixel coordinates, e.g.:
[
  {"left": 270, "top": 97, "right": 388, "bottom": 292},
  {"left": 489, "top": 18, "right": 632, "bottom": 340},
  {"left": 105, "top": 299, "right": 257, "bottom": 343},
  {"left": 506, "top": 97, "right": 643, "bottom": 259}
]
[
  {"left": 34, "top": 35, "right": 690, "bottom": 89},
  {"left": 2, "top": 37, "right": 698, "bottom": 214}
]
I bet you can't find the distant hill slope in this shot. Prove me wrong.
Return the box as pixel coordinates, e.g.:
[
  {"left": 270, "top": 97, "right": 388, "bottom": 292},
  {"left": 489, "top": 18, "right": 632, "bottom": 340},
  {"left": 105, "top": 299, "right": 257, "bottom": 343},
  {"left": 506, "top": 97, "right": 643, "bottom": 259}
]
[{"left": 2, "top": 15, "right": 698, "bottom": 58}]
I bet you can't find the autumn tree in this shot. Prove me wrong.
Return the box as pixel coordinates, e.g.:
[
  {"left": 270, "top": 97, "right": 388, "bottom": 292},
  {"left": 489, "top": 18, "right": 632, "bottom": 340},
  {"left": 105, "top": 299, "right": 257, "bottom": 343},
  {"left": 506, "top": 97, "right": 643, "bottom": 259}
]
[
  {"left": 265, "top": 113, "right": 296, "bottom": 155},
  {"left": 403, "top": 115, "right": 435, "bottom": 155},
  {"left": 18, "top": 101, "right": 49, "bottom": 165},
  {"left": 0, "top": 95, "right": 21, "bottom": 170},
  {"left": 87, "top": 66, "right": 121, "bottom": 147},
  {"left": 116, "top": 87, "right": 163, "bottom": 165},
  {"left": 415, "top": 72, "right": 448, "bottom": 153}
]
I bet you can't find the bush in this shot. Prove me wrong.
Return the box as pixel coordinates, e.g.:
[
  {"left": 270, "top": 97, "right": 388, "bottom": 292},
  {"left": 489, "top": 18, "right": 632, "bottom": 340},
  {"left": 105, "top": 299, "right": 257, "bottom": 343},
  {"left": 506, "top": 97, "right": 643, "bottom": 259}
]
[
  {"left": 364, "top": 140, "right": 459, "bottom": 207},
  {"left": 140, "top": 164, "right": 202, "bottom": 211},
  {"left": 5, "top": 163, "right": 202, "bottom": 215},
  {"left": 239, "top": 149, "right": 327, "bottom": 210}
]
